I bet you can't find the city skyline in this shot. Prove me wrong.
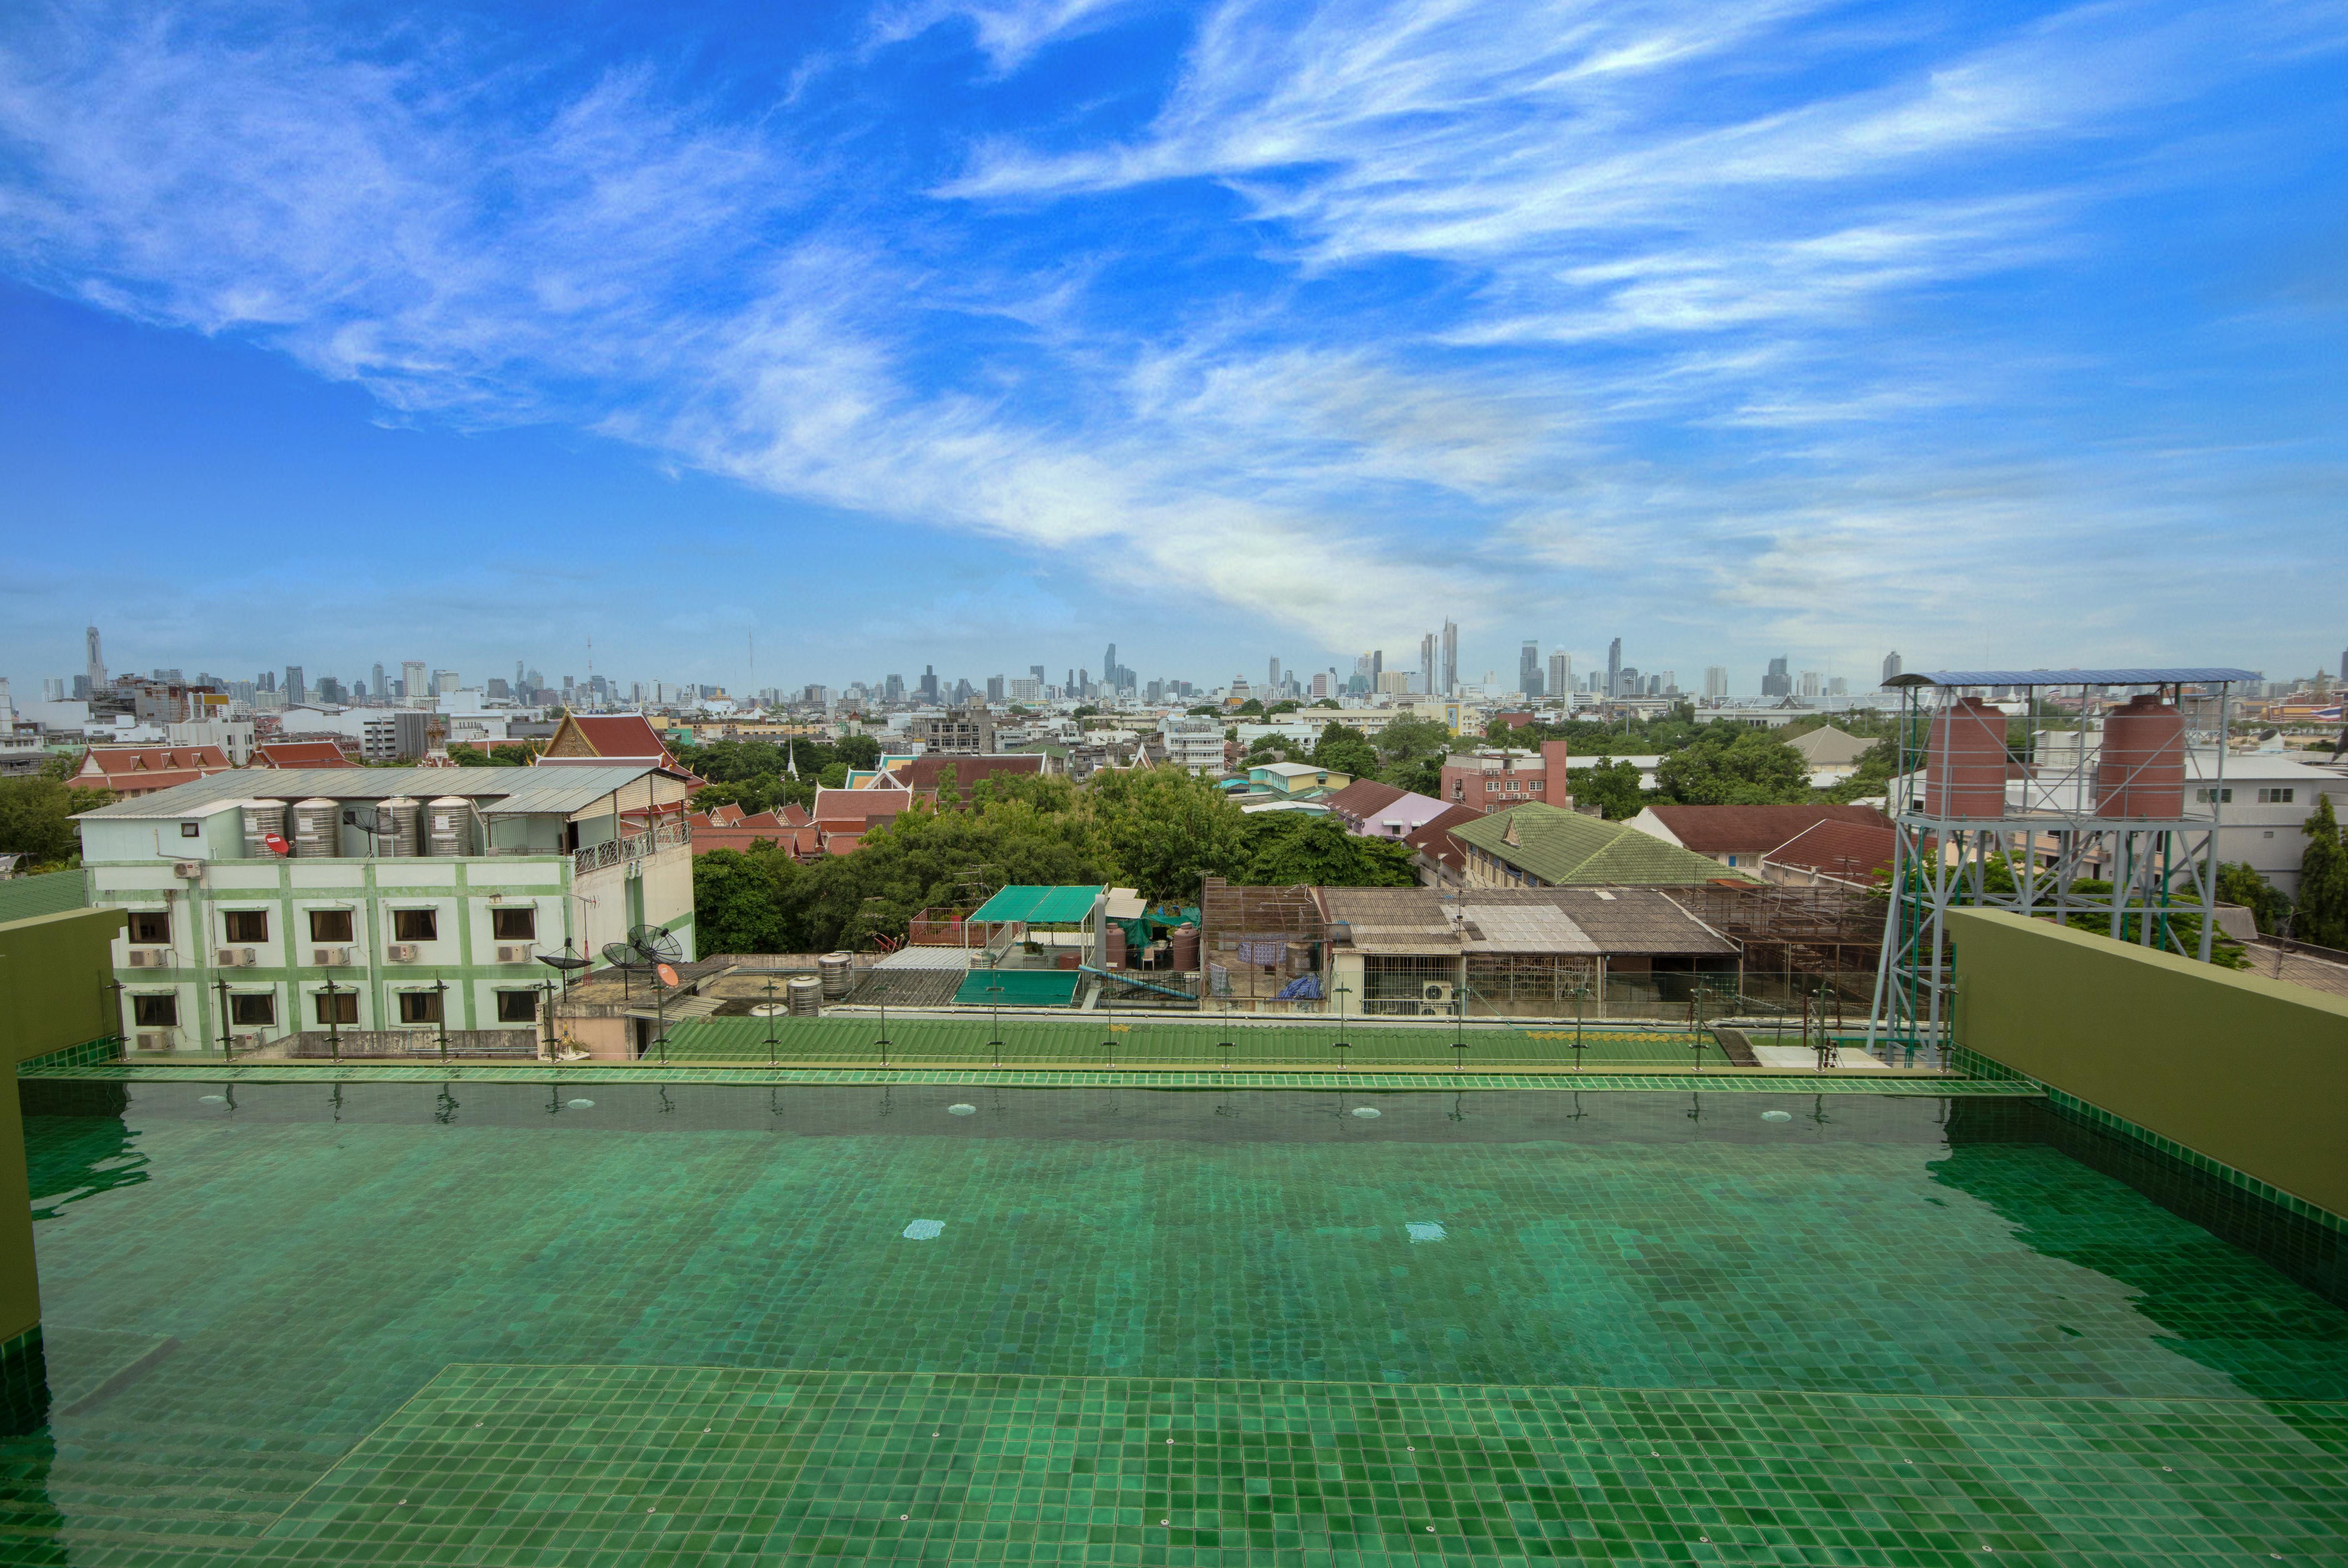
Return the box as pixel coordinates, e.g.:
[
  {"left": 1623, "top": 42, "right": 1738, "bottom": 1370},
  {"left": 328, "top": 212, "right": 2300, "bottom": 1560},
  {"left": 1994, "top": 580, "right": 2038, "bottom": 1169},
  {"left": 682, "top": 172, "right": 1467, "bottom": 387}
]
[{"left": 2, "top": 1, "right": 2342, "bottom": 686}]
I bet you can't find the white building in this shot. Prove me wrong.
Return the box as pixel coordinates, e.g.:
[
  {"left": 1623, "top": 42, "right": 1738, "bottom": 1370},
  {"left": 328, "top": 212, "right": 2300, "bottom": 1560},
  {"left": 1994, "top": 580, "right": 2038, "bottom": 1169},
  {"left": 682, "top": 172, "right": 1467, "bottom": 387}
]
[
  {"left": 76, "top": 764, "right": 695, "bottom": 1055},
  {"left": 1157, "top": 716, "right": 1227, "bottom": 773}
]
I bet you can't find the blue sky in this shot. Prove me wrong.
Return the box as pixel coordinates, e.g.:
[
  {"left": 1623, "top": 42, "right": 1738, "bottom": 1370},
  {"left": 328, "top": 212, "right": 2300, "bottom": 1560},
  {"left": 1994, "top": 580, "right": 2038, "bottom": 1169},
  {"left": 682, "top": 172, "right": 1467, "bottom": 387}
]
[{"left": 2, "top": 0, "right": 2342, "bottom": 697}]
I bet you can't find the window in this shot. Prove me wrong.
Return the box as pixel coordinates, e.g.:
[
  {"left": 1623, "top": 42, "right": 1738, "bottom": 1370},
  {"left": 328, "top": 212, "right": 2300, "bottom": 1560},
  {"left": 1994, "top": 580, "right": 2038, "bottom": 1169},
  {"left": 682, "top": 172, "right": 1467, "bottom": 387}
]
[
  {"left": 2257, "top": 787, "right": 2295, "bottom": 805},
  {"left": 2195, "top": 787, "right": 2233, "bottom": 804},
  {"left": 393, "top": 908, "right": 438, "bottom": 942},
  {"left": 129, "top": 910, "right": 171, "bottom": 944},
  {"left": 308, "top": 909, "right": 355, "bottom": 943},
  {"left": 224, "top": 910, "right": 269, "bottom": 943},
  {"left": 229, "top": 993, "right": 275, "bottom": 1026},
  {"left": 132, "top": 994, "right": 178, "bottom": 1027},
  {"left": 398, "top": 991, "right": 443, "bottom": 1024},
  {"left": 495, "top": 990, "right": 539, "bottom": 1023},
  {"left": 180, "top": 821, "right": 200, "bottom": 838},
  {"left": 314, "top": 989, "right": 358, "bottom": 1024},
  {"left": 490, "top": 906, "right": 537, "bottom": 941}
]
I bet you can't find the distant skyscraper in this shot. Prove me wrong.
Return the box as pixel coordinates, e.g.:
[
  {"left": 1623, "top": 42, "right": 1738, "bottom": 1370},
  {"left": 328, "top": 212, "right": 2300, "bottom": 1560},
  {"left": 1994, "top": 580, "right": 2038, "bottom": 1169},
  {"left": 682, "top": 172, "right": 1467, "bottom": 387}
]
[
  {"left": 1268, "top": 656, "right": 1281, "bottom": 693},
  {"left": 1441, "top": 620, "right": 1459, "bottom": 696},
  {"left": 402, "top": 661, "right": 427, "bottom": 703},
  {"left": 987, "top": 675, "right": 1005, "bottom": 702},
  {"left": 1548, "top": 651, "right": 1571, "bottom": 697},
  {"left": 435, "top": 670, "right": 458, "bottom": 695},
  {"left": 85, "top": 626, "right": 105, "bottom": 694},
  {"left": 372, "top": 662, "right": 387, "bottom": 703},
  {"left": 1762, "top": 656, "right": 1791, "bottom": 697},
  {"left": 1606, "top": 638, "right": 1623, "bottom": 698},
  {"left": 1704, "top": 666, "right": 1729, "bottom": 699},
  {"left": 1420, "top": 632, "right": 1437, "bottom": 694},
  {"left": 1518, "top": 640, "right": 1543, "bottom": 698},
  {"left": 1882, "top": 650, "right": 1902, "bottom": 686},
  {"left": 284, "top": 665, "right": 305, "bottom": 705},
  {"left": 920, "top": 666, "right": 939, "bottom": 703}
]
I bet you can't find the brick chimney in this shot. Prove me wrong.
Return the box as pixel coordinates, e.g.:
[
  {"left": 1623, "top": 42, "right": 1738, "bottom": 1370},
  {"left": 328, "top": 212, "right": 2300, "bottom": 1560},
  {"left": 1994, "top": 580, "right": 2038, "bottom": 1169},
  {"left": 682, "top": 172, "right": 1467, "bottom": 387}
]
[{"left": 1540, "top": 738, "right": 1571, "bottom": 805}]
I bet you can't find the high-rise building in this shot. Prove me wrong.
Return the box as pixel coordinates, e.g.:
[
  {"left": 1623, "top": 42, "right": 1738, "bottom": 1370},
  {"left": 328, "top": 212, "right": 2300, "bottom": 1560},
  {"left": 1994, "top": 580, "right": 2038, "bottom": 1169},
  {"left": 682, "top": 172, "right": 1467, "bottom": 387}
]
[
  {"left": 919, "top": 666, "right": 940, "bottom": 703},
  {"left": 402, "top": 662, "right": 427, "bottom": 704},
  {"left": 1762, "top": 656, "right": 1792, "bottom": 698},
  {"left": 1268, "top": 656, "right": 1281, "bottom": 693},
  {"left": 1881, "top": 650, "right": 1902, "bottom": 686},
  {"left": 435, "top": 670, "right": 458, "bottom": 695},
  {"left": 1606, "top": 638, "right": 1623, "bottom": 699},
  {"left": 1798, "top": 670, "right": 1821, "bottom": 699},
  {"left": 1441, "top": 620, "right": 1458, "bottom": 696},
  {"left": 885, "top": 674, "right": 905, "bottom": 701},
  {"left": 1704, "top": 666, "right": 1729, "bottom": 699},
  {"left": 987, "top": 675, "right": 1006, "bottom": 702},
  {"left": 284, "top": 666, "right": 306, "bottom": 705},
  {"left": 1548, "top": 651, "right": 1570, "bottom": 697},
  {"left": 1419, "top": 632, "right": 1436, "bottom": 694},
  {"left": 85, "top": 626, "right": 105, "bottom": 695},
  {"left": 315, "top": 675, "right": 345, "bottom": 705},
  {"left": 1827, "top": 676, "right": 1849, "bottom": 698},
  {"left": 1312, "top": 672, "right": 1331, "bottom": 699},
  {"left": 1518, "top": 640, "right": 1543, "bottom": 698}
]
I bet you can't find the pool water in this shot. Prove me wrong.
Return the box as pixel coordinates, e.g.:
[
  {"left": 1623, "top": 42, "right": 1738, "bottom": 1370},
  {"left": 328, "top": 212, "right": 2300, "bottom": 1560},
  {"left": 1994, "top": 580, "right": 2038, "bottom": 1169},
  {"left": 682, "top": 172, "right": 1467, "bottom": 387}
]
[{"left": 6, "top": 1083, "right": 2344, "bottom": 1564}]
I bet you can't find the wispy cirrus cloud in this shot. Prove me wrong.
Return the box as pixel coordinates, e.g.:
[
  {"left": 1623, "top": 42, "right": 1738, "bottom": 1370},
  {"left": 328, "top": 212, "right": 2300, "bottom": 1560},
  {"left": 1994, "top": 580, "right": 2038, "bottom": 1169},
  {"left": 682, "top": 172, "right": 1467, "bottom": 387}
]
[{"left": 0, "top": 0, "right": 2341, "bottom": 677}]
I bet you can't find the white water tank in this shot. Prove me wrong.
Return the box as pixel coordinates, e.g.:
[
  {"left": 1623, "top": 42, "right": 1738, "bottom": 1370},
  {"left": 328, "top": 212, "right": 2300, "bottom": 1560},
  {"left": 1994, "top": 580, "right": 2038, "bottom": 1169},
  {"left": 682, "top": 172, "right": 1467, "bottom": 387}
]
[
  {"left": 290, "top": 798, "right": 339, "bottom": 858},
  {"left": 426, "top": 797, "right": 471, "bottom": 857},
  {"left": 378, "top": 796, "right": 421, "bottom": 857},
  {"left": 241, "top": 800, "right": 288, "bottom": 859}
]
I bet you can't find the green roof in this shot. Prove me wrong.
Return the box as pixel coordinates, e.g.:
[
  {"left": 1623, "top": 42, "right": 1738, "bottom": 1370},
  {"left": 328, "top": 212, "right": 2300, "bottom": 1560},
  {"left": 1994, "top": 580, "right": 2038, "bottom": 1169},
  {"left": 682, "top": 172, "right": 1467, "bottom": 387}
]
[
  {"left": 969, "top": 885, "right": 1106, "bottom": 924},
  {"left": 1450, "top": 804, "right": 1758, "bottom": 887}
]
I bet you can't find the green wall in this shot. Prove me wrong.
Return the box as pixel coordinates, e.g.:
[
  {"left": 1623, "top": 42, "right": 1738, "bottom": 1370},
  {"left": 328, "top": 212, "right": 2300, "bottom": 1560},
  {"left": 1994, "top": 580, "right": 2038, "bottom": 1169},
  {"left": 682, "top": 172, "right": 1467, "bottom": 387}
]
[
  {"left": 1951, "top": 908, "right": 2348, "bottom": 1222},
  {"left": 0, "top": 870, "right": 88, "bottom": 926},
  {"left": 0, "top": 907, "right": 127, "bottom": 1346}
]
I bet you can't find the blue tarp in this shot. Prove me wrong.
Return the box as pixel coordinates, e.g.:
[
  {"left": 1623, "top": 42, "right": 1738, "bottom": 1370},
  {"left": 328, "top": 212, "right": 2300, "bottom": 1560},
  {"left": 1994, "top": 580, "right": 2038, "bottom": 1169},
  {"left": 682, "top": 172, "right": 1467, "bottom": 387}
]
[{"left": 1275, "top": 973, "right": 1323, "bottom": 1001}]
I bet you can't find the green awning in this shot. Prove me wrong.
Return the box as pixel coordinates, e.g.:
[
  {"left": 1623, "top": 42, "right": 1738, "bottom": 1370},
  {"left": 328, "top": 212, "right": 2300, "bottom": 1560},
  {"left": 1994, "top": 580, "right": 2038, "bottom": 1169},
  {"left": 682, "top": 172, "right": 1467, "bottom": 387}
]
[
  {"left": 953, "top": 969, "right": 1083, "bottom": 1007},
  {"left": 968, "top": 885, "right": 1106, "bottom": 925}
]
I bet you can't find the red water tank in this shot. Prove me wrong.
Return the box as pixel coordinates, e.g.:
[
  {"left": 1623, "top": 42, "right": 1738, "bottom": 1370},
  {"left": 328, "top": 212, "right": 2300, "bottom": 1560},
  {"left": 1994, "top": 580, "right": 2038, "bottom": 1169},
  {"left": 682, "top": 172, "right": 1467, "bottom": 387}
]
[
  {"left": 1106, "top": 924, "right": 1127, "bottom": 969},
  {"left": 2097, "top": 694, "right": 2185, "bottom": 818},
  {"left": 1170, "top": 923, "right": 1200, "bottom": 971},
  {"left": 1924, "top": 697, "right": 2009, "bottom": 819}
]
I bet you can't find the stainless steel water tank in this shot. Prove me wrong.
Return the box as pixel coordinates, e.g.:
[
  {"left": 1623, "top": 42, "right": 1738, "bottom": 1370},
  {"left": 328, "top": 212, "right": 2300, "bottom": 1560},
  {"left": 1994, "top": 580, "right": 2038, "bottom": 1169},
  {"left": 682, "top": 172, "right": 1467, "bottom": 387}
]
[
  {"left": 426, "top": 797, "right": 470, "bottom": 857},
  {"left": 379, "top": 796, "right": 421, "bottom": 857},
  {"left": 241, "top": 799, "right": 288, "bottom": 859},
  {"left": 786, "top": 976, "right": 823, "bottom": 1016},
  {"left": 819, "top": 951, "right": 855, "bottom": 999},
  {"left": 290, "top": 798, "right": 339, "bottom": 858}
]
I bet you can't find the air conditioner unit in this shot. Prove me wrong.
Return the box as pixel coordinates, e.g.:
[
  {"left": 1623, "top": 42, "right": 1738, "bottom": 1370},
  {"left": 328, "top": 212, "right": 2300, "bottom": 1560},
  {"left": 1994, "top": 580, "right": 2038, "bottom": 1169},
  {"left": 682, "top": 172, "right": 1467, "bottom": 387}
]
[
  {"left": 173, "top": 860, "right": 204, "bottom": 879},
  {"left": 213, "top": 947, "right": 252, "bottom": 968},
  {"left": 1420, "top": 981, "right": 1455, "bottom": 1005},
  {"left": 497, "top": 944, "right": 534, "bottom": 964},
  {"left": 134, "top": 1031, "right": 172, "bottom": 1053},
  {"left": 233, "top": 1032, "right": 264, "bottom": 1051},
  {"left": 126, "top": 948, "right": 168, "bottom": 969},
  {"left": 313, "top": 946, "right": 352, "bottom": 967},
  {"left": 387, "top": 943, "right": 420, "bottom": 963}
]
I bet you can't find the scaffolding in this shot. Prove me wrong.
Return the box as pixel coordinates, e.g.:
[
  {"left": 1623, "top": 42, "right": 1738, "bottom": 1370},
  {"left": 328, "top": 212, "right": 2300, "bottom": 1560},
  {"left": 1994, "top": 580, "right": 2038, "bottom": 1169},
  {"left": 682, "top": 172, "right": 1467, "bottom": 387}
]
[
  {"left": 1670, "top": 883, "right": 1880, "bottom": 1009},
  {"left": 1198, "top": 878, "right": 1325, "bottom": 1011},
  {"left": 1866, "top": 666, "right": 2259, "bottom": 1059}
]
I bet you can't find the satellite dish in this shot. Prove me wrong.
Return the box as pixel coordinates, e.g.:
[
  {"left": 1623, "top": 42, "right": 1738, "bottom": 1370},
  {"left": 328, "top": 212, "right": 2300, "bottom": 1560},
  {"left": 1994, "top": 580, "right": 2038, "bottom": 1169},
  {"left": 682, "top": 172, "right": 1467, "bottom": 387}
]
[
  {"left": 656, "top": 962, "right": 680, "bottom": 988},
  {"left": 537, "top": 952, "right": 592, "bottom": 972},
  {"left": 264, "top": 833, "right": 291, "bottom": 857},
  {"left": 628, "top": 924, "right": 684, "bottom": 964},
  {"left": 600, "top": 941, "right": 648, "bottom": 970},
  {"left": 342, "top": 805, "right": 381, "bottom": 832}
]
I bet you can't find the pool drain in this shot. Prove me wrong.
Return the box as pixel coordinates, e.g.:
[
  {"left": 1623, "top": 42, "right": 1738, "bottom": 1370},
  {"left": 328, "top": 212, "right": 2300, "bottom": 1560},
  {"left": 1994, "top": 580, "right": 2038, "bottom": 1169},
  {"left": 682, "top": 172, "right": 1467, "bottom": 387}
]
[
  {"left": 901, "top": 1218, "right": 946, "bottom": 1239},
  {"left": 947, "top": 1103, "right": 977, "bottom": 1115},
  {"left": 1350, "top": 1106, "right": 1381, "bottom": 1118},
  {"left": 566, "top": 1098, "right": 594, "bottom": 1109}
]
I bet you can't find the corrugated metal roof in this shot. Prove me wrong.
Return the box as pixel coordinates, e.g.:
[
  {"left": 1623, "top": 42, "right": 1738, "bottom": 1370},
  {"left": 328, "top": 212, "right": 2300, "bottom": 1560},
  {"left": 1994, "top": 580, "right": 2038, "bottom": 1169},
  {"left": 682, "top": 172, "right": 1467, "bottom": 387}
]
[
  {"left": 71, "top": 765, "right": 660, "bottom": 819},
  {"left": 1889, "top": 668, "right": 2261, "bottom": 688}
]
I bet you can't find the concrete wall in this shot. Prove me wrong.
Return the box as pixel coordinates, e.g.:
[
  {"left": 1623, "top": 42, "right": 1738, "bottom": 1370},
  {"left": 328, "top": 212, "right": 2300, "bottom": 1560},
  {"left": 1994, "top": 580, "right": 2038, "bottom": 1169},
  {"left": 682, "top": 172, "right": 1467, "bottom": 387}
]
[
  {"left": 0, "top": 907, "right": 127, "bottom": 1353},
  {"left": 1950, "top": 907, "right": 2348, "bottom": 1221}
]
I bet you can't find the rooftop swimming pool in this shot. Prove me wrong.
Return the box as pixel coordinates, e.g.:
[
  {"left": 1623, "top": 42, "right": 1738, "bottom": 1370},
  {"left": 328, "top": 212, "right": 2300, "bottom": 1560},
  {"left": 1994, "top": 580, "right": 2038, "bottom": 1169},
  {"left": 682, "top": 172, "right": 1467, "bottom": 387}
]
[{"left": 7, "top": 1081, "right": 2344, "bottom": 1563}]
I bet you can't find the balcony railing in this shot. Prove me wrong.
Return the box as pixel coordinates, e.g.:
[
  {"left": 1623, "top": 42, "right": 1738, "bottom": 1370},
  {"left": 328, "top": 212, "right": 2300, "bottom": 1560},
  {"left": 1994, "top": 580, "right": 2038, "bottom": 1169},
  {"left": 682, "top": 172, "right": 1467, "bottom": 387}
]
[{"left": 573, "top": 820, "right": 691, "bottom": 878}]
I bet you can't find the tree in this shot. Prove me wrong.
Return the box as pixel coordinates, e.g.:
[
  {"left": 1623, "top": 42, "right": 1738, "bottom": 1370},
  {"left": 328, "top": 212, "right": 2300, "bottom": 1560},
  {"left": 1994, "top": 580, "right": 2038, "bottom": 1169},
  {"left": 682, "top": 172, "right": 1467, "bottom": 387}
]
[
  {"left": 2214, "top": 862, "right": 2291, "bottom": 935},
  {"left": 1089, "top": 766, "right": 1240, "bottom": 901},
  {"left": 1312, "top": 698, "right": 1339, "bottom": 709},
  {"left": 1654, "top": 730, "right": 1811, "bottom": 805},
  {"left": 1229, "top": 814, "right": 1416, "bottom": 887},
  {"left": 692, "top": 844, "right": 802, "bottom": 954},
  {"left": 0, "top": 778, "right": 110, "bottom": 869},
  {"left": 2297, "top": 794, "right": 2348, "bottom": 949},
  {"left": 1573, "top": 758, "right": 1645, "bottom": 820},
  {"left": 1312, "top": 722, "right": 1381, "bottom": 781}
]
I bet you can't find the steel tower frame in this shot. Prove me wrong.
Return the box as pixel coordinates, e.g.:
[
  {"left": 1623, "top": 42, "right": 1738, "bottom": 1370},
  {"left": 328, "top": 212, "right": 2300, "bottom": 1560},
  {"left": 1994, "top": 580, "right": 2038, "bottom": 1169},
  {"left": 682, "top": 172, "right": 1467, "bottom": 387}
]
[{"left": 1865, "top": 668, "right": 2260, "bottom": 1062}]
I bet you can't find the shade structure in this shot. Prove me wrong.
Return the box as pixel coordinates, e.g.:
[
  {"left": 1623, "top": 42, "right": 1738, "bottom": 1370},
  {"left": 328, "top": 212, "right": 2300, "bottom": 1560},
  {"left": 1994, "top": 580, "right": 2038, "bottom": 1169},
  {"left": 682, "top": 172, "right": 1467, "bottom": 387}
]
[{"left": 967, "top": 885, "right": 1107, "bottom": 926}]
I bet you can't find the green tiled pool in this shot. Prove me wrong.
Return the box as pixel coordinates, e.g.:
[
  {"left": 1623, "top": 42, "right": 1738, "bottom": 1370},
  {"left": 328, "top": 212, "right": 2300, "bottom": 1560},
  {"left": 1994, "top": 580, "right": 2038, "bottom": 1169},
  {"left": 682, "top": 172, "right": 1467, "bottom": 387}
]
[{"left": 6, "top": 1082, "right": 2344, "bottom": 1563}]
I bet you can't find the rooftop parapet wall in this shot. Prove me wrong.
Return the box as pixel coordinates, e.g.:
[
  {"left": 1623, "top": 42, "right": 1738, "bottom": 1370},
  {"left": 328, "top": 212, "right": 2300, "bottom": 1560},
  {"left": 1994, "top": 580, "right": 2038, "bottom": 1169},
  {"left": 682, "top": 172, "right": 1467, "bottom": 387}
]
[{"left": 1950, "top": 908, "right": 2348, "bottom": 1223}]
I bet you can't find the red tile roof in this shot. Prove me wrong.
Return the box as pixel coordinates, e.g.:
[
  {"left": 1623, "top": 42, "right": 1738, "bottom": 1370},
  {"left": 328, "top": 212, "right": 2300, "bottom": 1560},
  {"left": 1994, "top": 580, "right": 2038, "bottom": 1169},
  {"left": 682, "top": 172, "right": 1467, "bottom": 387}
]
[
  {"left": 1320, "top": 778, "right": 1404, "bottom": 824},
  {"left": 1640, "top": 803, "right": 1889, "bottom": 856},
  {"left": 1403, "top": 803, "right": 1488, "bottom": 874},
  {"left": 885, "top": 753, "right": 1045, "bottom": 794},
  {"left": 1761, "top": 820, "right": 1897, "bottom": 881},
  {"left": 253, "top": 741, "right": 356, "bottom": 769},
  {"left": 812, "top": 786, "right": 913, "bottom": 826},
  {"left": 70, "top": 745, "right": 236, "bottom": 793},
  {"left": 560, "top": 714, "right": 677, "bottom": 759}
]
